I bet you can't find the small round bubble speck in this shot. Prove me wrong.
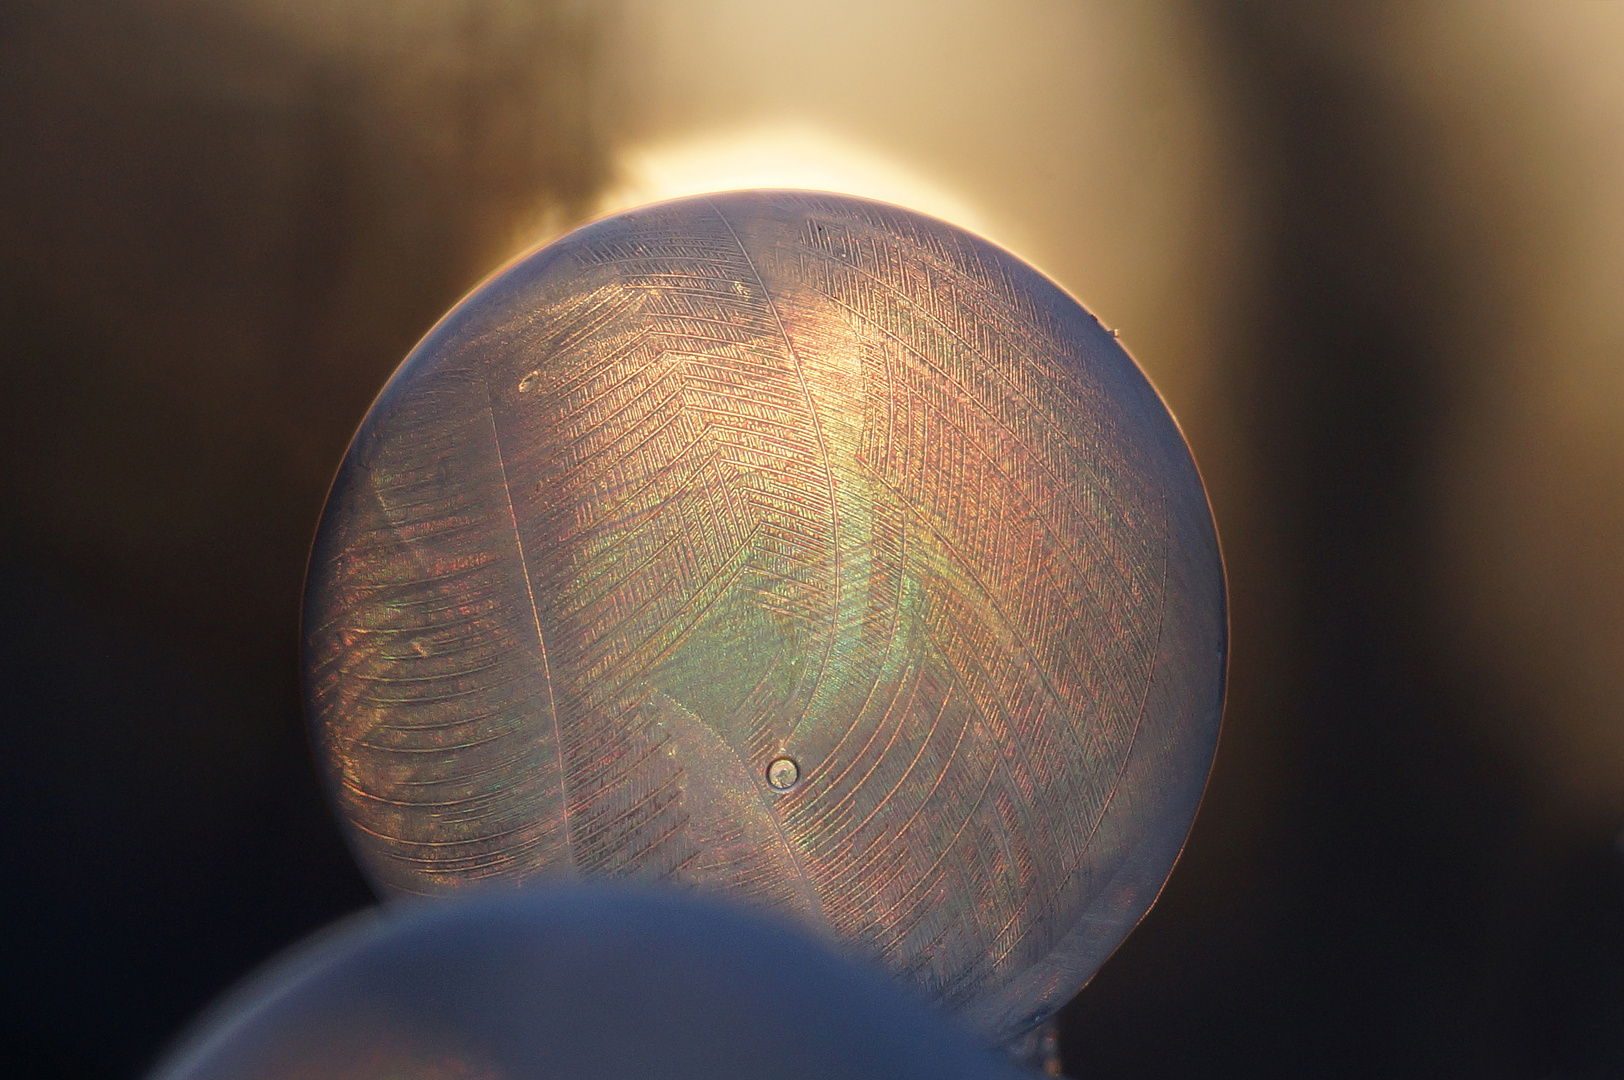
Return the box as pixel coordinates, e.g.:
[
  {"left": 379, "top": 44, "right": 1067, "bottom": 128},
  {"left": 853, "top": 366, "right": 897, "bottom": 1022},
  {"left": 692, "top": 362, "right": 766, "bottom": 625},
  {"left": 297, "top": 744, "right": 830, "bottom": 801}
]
[{"left": 768, "top": 757, "right": 800, "bottom": 791}]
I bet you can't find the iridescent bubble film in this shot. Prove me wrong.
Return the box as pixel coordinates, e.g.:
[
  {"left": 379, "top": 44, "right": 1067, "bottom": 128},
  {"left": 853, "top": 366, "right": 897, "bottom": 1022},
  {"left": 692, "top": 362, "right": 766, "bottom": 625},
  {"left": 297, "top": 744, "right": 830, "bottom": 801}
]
[{"left": 302, "top": 190, "right": 1226, "bottom": 1040}]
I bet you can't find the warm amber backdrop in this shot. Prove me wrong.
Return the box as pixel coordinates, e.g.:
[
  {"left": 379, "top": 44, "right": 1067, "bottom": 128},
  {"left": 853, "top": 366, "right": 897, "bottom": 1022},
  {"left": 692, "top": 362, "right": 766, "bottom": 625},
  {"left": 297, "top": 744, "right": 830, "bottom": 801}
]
[{"left": 3, "top": 3, "right": 1623, "bottom": 1078}]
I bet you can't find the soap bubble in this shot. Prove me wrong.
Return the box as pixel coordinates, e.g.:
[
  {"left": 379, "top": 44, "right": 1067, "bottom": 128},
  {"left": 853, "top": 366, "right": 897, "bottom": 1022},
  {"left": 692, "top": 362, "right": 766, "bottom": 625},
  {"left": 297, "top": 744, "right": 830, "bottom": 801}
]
[
  {"left": 302, "top": 190, "right": 1225, "bottom": 1040},
  {"left": 150, "top": 887, "right": 1024, "bottom": 1080}
]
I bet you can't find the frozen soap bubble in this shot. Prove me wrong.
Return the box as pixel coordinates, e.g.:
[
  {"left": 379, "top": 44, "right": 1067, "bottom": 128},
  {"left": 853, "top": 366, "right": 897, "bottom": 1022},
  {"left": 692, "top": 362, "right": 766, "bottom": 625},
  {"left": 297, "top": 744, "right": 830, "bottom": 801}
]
[
  {"left": 302, "top": 190, "right": 1226, "bottom": 1041},
  {"left": 149, "top": 887, "right": 1026, "bottom": 1080}
]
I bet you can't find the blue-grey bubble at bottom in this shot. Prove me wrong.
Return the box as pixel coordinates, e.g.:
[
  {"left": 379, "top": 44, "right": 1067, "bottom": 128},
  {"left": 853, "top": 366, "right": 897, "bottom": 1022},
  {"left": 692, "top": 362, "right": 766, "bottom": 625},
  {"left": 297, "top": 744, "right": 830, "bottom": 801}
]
[{"left": 149, "top": 886, "right": 1026, "bottom": 1080}]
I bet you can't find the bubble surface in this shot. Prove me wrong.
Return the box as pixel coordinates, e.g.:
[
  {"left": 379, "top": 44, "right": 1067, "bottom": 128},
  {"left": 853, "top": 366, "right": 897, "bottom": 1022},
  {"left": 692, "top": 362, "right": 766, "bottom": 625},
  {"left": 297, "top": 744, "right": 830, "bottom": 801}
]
[
  {"left": 302, "top": 190, "right": 1226, "bottom": 1040},
  {"left": 150, "top": 888, "right": 1025, "bottom": 1080}
]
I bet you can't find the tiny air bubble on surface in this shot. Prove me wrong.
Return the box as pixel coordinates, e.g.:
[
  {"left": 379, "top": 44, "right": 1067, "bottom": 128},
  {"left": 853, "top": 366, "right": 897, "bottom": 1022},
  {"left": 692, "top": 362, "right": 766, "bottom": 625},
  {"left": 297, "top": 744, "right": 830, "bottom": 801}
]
[{"left": 768, "top": 757, "right": 799, "bottom": 791}]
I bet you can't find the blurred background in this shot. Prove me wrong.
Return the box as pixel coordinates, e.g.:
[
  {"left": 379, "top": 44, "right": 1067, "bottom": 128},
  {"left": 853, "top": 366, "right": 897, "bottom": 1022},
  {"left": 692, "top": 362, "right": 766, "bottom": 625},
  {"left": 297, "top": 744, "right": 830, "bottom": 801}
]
[{"left": 3, "top": 1, "right": 1623, "bottom": 1076}]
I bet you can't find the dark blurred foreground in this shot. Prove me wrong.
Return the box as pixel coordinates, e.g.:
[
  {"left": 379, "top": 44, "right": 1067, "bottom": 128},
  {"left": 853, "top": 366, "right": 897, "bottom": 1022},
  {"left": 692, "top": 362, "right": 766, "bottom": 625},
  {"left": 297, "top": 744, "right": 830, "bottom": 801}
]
[
  {"left": 150, "top": 888, "right": 1023, "bottom": 1080},
  {"left": 3, "top": 3, "right": 1623, "bottom": 1078}
]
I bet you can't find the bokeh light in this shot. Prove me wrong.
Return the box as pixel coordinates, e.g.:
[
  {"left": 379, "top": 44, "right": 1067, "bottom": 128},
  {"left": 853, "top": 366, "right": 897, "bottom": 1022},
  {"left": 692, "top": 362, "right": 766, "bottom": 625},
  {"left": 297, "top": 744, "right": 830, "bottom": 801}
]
[{"left": 592, "top": 123, "right": 993, "bottom": 240}]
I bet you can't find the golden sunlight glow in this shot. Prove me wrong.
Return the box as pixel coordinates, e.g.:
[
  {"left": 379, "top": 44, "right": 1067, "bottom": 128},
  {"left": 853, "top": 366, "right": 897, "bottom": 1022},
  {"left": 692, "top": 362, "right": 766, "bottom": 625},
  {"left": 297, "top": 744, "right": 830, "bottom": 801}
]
[{"left": 591, "top": 124, "right": 996, "bottom": 240}]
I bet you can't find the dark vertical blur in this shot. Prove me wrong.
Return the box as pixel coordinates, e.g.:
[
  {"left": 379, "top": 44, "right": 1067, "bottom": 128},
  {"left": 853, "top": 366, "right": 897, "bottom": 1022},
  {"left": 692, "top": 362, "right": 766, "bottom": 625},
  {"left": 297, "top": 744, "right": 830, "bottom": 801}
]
[
  {"left": 4, "top": 2, "right": 1624, "bottom": 1078},
  {"left": 1063, "top": 5, "right": 1624, "bottom": 1078},
  {"left": 0, "top": 2, "right": 608, "bottom": 1077}
]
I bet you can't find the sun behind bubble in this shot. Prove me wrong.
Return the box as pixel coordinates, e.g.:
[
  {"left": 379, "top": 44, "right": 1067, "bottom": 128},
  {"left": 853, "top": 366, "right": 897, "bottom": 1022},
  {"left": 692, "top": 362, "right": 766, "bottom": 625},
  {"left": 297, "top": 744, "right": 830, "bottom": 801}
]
[{"left": 593, "top": 124, "right": 995, "bottom": 238}]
